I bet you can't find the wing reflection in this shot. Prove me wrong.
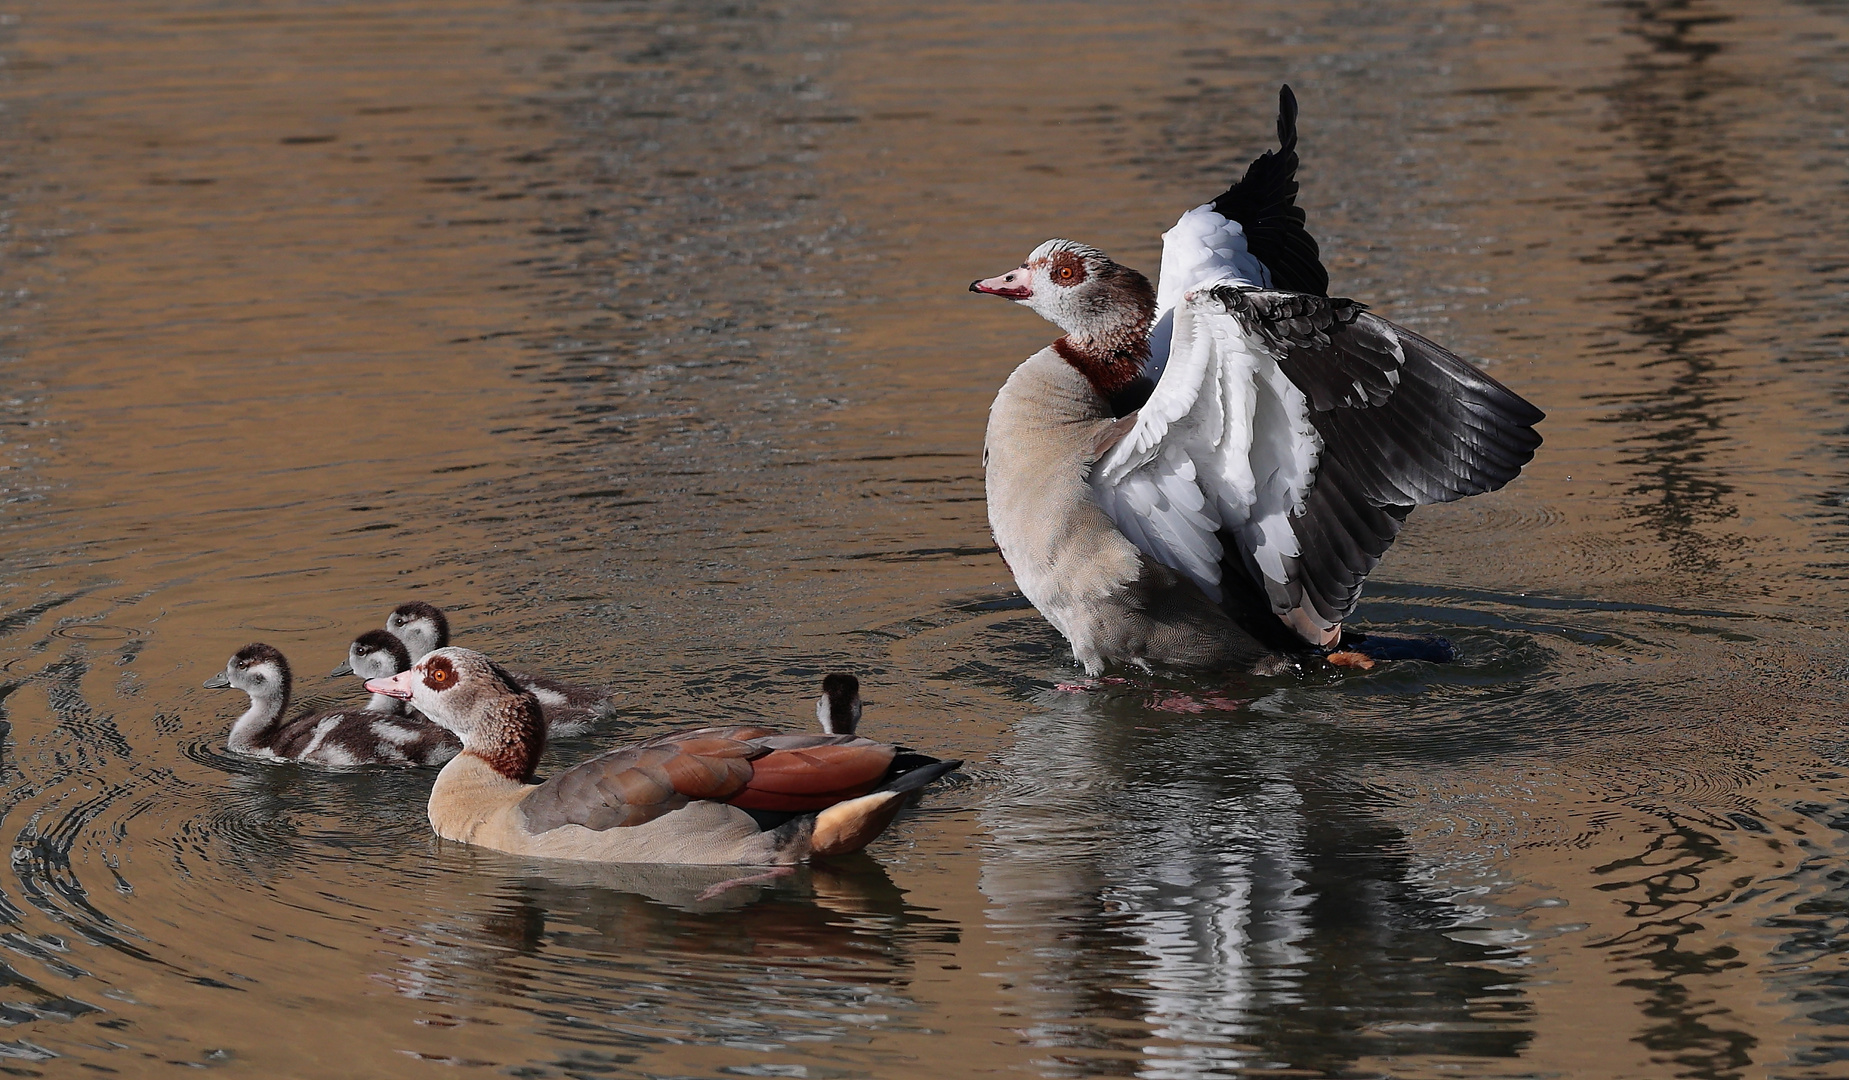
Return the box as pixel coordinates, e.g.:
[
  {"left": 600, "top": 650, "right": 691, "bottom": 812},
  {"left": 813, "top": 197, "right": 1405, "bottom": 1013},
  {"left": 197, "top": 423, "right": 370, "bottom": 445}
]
[{"left": 979, "top": 690, "right": 1529, "bottom": 1075}]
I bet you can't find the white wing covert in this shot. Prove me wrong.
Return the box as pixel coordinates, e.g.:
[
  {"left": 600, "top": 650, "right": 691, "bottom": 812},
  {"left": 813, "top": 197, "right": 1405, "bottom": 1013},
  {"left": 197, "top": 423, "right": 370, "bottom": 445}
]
[
  {"left": 1145, "top": 205, "right": 1272, "bottom": 387},
  {"left": 1091, "top": 282, "right": 1321, "bottom": 616},
  {"left": 1099, "top": 279, "right": 1545, "bottom": 647}
]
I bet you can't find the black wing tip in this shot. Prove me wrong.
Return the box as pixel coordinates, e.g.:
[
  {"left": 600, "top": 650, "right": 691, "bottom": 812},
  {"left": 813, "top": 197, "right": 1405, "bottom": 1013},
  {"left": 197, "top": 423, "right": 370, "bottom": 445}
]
[
  {"left": 879, "top": 758, "right": 962, "bottom": 796},
  {"left": 1208, "top": 84, "right": 1329, "bottom": 297},
  {"left": 1277, "top": 85, "right": 1298, "bottom": 152}
]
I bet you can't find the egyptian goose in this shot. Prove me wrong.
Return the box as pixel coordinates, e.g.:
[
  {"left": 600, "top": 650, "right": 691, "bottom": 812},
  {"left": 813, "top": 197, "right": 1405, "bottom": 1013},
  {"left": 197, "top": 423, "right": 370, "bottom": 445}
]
[
  {"left": 205, "top": 643, "right": 460, "bottom": 766},
  {"left": 971, "top": 85, "right": 1544, "bottom": 675},
  {"left": 366, "top": 649, "right": 960, "bottom": 865},
  {"left": 384, "top": 601, "right": 610, "bottom": 735}
]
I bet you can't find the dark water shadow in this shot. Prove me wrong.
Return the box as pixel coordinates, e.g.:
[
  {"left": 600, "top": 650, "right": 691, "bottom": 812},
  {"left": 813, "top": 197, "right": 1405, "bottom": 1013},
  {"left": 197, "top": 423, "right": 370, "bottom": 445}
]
[{"left": 1583, "top": 0, "right": 1755, "bottom": 578}]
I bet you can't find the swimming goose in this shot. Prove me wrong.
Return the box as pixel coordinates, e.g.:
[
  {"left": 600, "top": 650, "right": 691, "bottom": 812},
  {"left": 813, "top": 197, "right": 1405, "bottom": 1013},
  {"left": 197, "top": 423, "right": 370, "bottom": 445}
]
[
  {"left": 971, "top": 85, "right": 1544, "bottom": 674},
  {"left": 205, "top": 643, "right": 460, "bottom": 766},
  {"left": 331, "top": 629, "right": 421, "bottom": 715},
  {"left": 384, "top": 601, "right": 611, "bottom": 735},
  {"left": 366, "top": 649, "right": 961, "bottom": 865}
]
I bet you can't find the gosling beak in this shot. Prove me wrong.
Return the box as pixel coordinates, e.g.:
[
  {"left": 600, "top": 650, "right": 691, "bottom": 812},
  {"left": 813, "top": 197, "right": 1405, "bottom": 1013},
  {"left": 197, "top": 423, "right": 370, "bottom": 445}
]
[
  {"left": 330, "top": 659, "right": 353, "bottom": 677},
  {"left": 203, "top": 671, "right": 231, "bottom": 689},
  {"left": 365, "top": 670, "right": 418, "bottom": 700},
  {"left": 970, "top": 268, "right": 1033, "bottom": 299}
]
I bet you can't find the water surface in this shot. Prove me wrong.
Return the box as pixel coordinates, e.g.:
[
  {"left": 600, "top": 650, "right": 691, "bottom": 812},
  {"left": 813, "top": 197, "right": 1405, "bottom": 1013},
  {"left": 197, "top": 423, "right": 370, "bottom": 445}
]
[{"left": 2, "top": 0, "right": 1848, "bottom": 1076}]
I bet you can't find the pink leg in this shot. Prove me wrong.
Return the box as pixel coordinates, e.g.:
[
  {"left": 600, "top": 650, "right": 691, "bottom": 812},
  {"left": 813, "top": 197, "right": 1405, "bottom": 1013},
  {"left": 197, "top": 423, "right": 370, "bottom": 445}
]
[
  {"left": 1052, "top": 676, "right": 1134, "bottom": 692},
  {"left": 1146, "top": 692, "right": 1248, "bottom": 714},
  {"left": 695, "top": 866, "right": 797, "bottom": 902}
]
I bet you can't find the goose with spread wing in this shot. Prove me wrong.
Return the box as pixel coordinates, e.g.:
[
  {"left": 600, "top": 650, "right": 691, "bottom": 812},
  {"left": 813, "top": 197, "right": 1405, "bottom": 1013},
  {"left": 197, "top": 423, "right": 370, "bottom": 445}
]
[{"left": 970, "top": 85, "right": 1543, "bottom": 675}]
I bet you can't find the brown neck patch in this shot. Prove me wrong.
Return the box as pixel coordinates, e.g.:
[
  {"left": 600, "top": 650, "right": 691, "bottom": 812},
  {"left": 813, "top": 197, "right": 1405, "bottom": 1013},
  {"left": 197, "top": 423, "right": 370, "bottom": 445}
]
[
  {"left": 1054, "top": 333, "right": 1150, "bottom": 400},
  {"left": 1050, "top": 261, "right": 1156, "bottom": 407},
  {"left": 469, "top": 694, "right": 547, "bottom": 782}
]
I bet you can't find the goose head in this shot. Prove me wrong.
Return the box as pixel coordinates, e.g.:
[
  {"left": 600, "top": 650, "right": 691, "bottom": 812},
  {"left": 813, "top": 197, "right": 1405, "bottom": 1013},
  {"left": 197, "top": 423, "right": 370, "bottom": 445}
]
[
  {"left": 970, "top": 239, "right": 1156, "bottom": 349},
  {"left": 386, "top": 601, "right": 450, "bottom": 660},
  {"left": 333, "top": 629, "right": 416, "bottom": 713},
  {"left": 204, "top": 642, "right": 292, "bottom": 702},
  {"left": 204, "top": 643, "right": 294, "bottom": 754},
  {"left": 367, "top": 647, "right": 544, "bottom": 781},
  {"left": 816, "top": 673, "right": 862, "bottom": 735}
]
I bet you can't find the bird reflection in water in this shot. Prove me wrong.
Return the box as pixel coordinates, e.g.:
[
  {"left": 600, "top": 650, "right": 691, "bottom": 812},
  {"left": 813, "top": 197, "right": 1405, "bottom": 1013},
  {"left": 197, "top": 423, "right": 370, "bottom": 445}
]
[
  {"left": 367, "top": 849, "right": 955, "bottom": 1029},
  {"left": 977, "top": 687, "right": 1531, "bottom": 1075}
]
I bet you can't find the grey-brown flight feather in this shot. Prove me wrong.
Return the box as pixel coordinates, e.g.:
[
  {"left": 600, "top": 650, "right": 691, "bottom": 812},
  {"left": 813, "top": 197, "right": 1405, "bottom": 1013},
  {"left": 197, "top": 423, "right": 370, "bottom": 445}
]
[{"left": 1211, "top": 284, "right": 1545, "bottom": 630}]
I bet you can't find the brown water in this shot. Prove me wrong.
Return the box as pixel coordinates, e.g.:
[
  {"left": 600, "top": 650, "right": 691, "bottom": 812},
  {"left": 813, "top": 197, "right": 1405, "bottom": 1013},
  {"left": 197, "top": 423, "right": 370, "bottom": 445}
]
[{"left": 0, "top": 0, "right": 1846, "bottom": 1075}]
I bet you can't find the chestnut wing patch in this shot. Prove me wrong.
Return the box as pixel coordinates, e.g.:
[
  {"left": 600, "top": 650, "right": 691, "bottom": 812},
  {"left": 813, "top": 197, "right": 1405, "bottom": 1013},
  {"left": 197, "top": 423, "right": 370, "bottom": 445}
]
[
  {"left": 647, "top": 725, "right": 780, "bottom": 744},
  {"left": 519, "top": 734, "right": 765, "bottom": 834},
  {"left": 726, "top": 735, "right": 897, "bottom": 813}
]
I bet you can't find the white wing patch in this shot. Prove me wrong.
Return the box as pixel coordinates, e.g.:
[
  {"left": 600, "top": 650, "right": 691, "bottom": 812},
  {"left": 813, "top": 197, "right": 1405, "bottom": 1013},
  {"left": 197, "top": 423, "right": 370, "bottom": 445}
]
[
  {"left": 373, "top": 720, "right": 423, "bottom": 747},
  {"left": 1146, "top": 206, "right": 1273, "bottom": 386},
  {"left": 1239, "top": 342, "right": 1320, "bottom": 603},
  {"left": 299, "top": 714, "right": 345, "bottom": 760},
  {"left": 1157, "top": 205, "right": 1272, "bottom": 317},
  {"left": 1093, "top": 285, "right": 1320, "bottom": 612}
]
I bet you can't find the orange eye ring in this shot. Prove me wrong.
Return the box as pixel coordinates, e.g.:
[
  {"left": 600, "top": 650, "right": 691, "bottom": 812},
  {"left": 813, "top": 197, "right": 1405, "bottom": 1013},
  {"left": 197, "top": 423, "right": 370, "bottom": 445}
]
[
  {"left": 430, "top": 669, "right": 448, "bottom": 683},
  {"left": 1058, "top": 266, "right": 1074, "bottom": 280}
]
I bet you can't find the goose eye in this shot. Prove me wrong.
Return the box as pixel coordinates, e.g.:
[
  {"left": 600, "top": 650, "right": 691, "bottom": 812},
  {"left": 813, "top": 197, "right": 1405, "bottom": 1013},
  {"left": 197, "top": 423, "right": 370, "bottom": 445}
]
[
  {"left": 1058, "top": 266, "right": 1074, "bottom": 280},
  {"left": 421, "top": 655, "right": 457, "bottom": 689}
]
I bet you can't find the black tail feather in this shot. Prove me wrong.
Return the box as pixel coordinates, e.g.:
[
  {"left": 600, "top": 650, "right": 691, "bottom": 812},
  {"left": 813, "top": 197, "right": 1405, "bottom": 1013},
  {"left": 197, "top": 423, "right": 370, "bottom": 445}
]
[{"left": 879, "top": 757, "right": 962, "bottom": 796}]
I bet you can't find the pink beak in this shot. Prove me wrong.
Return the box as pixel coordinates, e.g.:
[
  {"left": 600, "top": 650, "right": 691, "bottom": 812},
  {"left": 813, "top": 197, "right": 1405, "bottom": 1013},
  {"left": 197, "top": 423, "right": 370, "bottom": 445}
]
[
  {"left": 970, "top": 268, "right": 1033, "bottom": 299},
  {"left": 366, "top": 670, "right": 418, "bottom": 700}
]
